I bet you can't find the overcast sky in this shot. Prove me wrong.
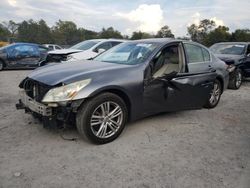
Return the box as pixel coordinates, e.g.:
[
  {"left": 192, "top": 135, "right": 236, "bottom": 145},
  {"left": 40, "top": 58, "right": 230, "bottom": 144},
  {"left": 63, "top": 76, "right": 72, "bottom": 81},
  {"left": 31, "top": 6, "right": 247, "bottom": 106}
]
[{"left": 1, "top": 0, "right": 250, "bottom": 37}]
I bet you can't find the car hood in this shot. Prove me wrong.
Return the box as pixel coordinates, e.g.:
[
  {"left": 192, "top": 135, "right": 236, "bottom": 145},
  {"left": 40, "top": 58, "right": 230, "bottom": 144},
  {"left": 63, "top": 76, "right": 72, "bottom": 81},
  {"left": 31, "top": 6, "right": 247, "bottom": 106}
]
[
  {"left": 215, "top": 54, "right": 244, "bottom": 65},
  {"left": 70, "top": 50, "right": 98, "bottom": 61},
  {"left": 28, "top": 60, "right": 130, "bottom": 86},
  {"left": 48, "top": 49, "right": 82, "bottom": 55}
]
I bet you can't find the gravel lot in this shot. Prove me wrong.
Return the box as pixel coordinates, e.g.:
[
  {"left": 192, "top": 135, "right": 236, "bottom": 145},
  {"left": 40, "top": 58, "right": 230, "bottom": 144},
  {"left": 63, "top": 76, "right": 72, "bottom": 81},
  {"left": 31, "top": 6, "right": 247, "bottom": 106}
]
[{"left": 0, "top": 70, "right": 250, "bottom": 188}]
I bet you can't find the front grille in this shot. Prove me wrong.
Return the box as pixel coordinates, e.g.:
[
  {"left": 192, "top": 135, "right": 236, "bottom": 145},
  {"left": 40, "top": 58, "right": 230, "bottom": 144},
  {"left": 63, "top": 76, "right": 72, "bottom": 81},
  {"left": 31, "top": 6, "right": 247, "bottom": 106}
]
[{"left": 22, "top": 78, "right": 51, "bottom": 102}]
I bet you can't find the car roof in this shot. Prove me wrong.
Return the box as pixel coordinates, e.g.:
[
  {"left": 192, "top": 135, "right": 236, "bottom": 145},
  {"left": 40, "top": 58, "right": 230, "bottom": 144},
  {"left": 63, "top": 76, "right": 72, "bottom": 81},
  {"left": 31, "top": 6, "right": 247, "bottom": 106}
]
[
  {"left": 87, "top": 38, "right": 128, "bottom": 42},
  {"left": 13, "top": 42, "right": 39, "bottom": 46},
  {"left": 43, "top": 44, "right": 59, "bottom": 46},
  {"left": 212, "top": 42, "right": 250, "bottom": 45},
  {"left": 132, "top": 38, "right": 189, "bottom": 45}
]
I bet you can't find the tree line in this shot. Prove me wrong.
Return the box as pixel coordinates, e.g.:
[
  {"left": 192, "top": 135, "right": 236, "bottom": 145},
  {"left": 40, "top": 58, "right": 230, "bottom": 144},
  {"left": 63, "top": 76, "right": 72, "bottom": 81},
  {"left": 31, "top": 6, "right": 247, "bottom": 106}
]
[{"left": 0, "top": 19, "right": 249, "bottom": 47}]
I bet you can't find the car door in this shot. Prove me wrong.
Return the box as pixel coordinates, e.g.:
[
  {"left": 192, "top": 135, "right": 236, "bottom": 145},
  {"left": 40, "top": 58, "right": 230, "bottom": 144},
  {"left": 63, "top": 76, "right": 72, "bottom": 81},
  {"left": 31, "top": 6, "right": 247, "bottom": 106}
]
[
  {"left": 243, "top": 44, "right": 250, "bottom": 76},
  {"left": 183, "top": 42, "right": 213, "bottom": 73},
  {"left": 7, "top": 44, "right": 28, "bottom": 67},
  {"left": 8, "top": 44, "right": 40, "bottom": 67},
  {"left": 143, "top": 42, "right": 216, "bottom": 115},
  {"left": 38, "top": 46, "right": 48, "bottom": 62}
]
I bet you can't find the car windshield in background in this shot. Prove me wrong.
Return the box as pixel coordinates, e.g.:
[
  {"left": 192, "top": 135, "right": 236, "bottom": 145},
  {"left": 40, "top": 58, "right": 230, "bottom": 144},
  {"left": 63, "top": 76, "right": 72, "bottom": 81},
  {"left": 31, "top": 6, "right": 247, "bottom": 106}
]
[
  {"left": 94, "top": 42, "right": 159, "bottom": 65},
  {"left": 70, "top": 41, "right": 100, "bottom": 50},
  {"left": 210, "top": 44, "right": 246, "bottom": 55}
]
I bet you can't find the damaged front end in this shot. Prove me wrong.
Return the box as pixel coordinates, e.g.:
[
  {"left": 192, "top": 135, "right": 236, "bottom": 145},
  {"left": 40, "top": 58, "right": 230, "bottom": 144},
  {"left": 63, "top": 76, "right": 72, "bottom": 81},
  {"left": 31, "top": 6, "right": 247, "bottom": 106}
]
[{"left": 16, "top": 78, "right": 84, "bottom": 129}]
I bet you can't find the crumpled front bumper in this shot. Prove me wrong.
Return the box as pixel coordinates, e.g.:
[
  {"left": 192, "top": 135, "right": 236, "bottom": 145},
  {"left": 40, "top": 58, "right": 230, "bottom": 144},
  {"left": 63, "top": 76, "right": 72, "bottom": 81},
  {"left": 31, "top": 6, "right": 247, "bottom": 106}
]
[
  {"left": 16, "top": 89, "right": 84, "bottom": 128},
  {"left": 16, "top": 90, "right": 52, "bottom": 116}
]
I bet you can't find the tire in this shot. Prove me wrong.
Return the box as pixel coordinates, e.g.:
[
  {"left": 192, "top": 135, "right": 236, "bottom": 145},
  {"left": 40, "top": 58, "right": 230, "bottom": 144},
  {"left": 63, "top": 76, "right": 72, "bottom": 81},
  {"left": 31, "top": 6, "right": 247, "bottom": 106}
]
[
  {"left": 76, "top": 92, "right": 128, "bottom": 144},
  {"left": 204, "top": 79, "right": 222, "bottom": 109},
  {"left": 0, "top": 60, "right": 4, "bottom": 71},
  {"left": 228, "top": 69, "right": 242, "bottom": 90}
]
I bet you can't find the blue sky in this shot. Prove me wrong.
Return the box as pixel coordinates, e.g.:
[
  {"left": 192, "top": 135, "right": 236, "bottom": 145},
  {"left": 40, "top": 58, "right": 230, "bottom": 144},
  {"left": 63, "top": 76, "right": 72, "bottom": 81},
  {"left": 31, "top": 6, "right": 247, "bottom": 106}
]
[{"left": 1, "top": 0, "right": 250, "bottom": 37}]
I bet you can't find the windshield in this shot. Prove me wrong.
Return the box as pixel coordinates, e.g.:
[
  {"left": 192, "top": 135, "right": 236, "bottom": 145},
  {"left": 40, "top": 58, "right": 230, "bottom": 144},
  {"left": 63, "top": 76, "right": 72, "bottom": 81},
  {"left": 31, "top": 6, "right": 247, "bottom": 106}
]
[
  {"left": 210, "top": 44, "right": 246, "bottom": 55},
  {"left": 70, "top": 40, "right": 100, "bottom": 50},
  {"left": 94, "top": 42, "right": 159, "bottom": 65}
]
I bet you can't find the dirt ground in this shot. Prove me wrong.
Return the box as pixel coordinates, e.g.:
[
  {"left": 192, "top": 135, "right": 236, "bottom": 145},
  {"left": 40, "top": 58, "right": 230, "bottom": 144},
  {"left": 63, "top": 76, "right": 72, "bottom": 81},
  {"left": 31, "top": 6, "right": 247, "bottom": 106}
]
[{"left": 0, "top": 70, "right": 250, "bottom": 188}]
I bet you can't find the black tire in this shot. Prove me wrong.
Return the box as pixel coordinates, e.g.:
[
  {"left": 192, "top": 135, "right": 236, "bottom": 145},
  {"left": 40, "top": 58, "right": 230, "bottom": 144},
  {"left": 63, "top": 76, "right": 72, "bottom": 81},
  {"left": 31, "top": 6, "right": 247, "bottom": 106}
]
[
  {"left": 228, "top": 69, "right": 242, "bottom": 90},
  {"left": 0, "top": 60, "right": 4, "bottom": 71},
  {"left": 204, "top": 79, "right": 222, "bottom": 109},
  {"left": 76, "top": 92, "right": 128, "bottom": 144}
]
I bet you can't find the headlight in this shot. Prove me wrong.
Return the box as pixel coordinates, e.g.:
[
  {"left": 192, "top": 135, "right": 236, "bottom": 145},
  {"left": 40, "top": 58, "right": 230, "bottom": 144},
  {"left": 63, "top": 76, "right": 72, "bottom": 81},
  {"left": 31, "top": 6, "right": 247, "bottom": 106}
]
[{"left": 42, "top": 79, "right": 91, "bottom": 102}]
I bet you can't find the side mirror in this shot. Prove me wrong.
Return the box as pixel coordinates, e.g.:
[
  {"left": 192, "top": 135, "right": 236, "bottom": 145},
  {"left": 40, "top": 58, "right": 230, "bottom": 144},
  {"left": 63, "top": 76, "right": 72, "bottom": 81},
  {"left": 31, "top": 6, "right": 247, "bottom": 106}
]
[
  {"left": 97, "top": 48, "right": 106, "bottom": 54},
  {"left": 247, "top": 53, "right": 250, "bottom": 57}
]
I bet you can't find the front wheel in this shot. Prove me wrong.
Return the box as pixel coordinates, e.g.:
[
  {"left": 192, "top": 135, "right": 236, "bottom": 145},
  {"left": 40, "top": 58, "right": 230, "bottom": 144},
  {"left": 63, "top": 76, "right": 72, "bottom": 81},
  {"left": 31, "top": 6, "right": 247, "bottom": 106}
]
[
  {"left": 204, "top": 79, "right": 222, "bottom": 109},
  {"left": 76, "top": 93, "right": 128, "bottom": 144}
]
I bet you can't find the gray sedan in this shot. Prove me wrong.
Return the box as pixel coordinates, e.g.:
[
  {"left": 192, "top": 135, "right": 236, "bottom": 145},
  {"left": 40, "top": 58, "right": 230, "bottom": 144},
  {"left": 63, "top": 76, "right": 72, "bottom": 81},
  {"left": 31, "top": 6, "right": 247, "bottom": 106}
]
[{"left": 16, "top": 39, "right": 229, "bottom": 144}]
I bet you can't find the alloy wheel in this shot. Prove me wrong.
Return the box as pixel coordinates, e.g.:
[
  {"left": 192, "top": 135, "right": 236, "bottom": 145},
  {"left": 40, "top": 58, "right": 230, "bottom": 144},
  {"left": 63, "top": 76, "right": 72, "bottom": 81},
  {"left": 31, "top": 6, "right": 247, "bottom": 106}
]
[
  {"left": 235, "top": 71, "right": 242, "bottom": 88},
  {"left": 209, "top": 82, "right": 221, "bottom": 106},
  {"left": 90, "top": 101, "right": 123, "bottom": 139}
]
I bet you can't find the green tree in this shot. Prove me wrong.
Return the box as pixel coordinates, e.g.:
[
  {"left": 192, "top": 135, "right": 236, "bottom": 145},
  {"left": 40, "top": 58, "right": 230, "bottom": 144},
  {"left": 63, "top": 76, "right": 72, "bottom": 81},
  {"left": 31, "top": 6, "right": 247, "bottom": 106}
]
[
  {"left": 231, "top": 29, "right": 250, "bottom": 42},
  {"left": 155, "top": 25, "right": 174, "bottom": 38},
  {"left": 130, "top": 31, "right": 153, "bottom": 40},
  {"left": 36, "top": 19, "right": 54, "bottom": 44},
  {"left": 0, "top": 23, "right": 10, "bottom": 41},
  {"left": 51, "top": 20, "right": 81, "bottom": 45},
  {"left": 3, "top": 20, "right": 18, "bottom": 37},
  {"left": 17, "top": 19, "right": 39, "bottom": 43},
  {"left": 79, "top": 28, "right": 98, "bottom": 40},
  {"left": 187, "top": 19, "right": 216, "bottom": 44},
  {"left": 99, "top": 27, "right": 123, "bottom": 39},
  {"left": 205, "top": 26, "right": 231, "bottom": 46}
]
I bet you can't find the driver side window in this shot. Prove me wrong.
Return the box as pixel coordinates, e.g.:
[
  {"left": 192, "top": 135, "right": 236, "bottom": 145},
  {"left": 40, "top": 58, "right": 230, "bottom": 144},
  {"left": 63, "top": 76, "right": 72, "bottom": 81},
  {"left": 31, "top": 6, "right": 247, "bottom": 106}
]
[{"left": 151, "top": 44, "right": 182, "bottom": 78}]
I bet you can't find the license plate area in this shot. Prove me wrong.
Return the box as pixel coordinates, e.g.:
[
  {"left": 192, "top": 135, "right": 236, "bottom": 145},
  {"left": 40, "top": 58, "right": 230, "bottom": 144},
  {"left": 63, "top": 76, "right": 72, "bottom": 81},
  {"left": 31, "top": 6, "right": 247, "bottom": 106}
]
[{"left": 19, "top": 90, "right": 52, "bottom": 116}]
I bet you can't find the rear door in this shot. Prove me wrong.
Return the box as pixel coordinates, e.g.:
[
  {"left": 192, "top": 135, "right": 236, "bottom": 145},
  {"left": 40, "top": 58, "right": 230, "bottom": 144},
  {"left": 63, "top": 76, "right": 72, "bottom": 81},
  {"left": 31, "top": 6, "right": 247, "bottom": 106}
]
[
  {"left": 183, "top": 42, "right": 213, "bottom": 73},
  {"left": 243, "top": 44, "right": 250, "bottom": 76}
]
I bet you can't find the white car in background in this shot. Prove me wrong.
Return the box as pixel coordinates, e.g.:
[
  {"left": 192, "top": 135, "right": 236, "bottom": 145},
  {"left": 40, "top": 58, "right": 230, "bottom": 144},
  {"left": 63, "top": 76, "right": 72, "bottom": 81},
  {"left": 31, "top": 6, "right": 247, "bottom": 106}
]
[
  {"left": 43, "top": 44, "right": 63, "bottom": 51},
  {"left": 47, "top": 39, "right": 126, "bottom": 63}
]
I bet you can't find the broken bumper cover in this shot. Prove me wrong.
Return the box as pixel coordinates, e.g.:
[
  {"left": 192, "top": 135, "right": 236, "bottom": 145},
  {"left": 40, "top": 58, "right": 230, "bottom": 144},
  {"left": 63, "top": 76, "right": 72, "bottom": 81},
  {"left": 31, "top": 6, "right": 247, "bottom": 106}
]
[
  {"left": 16, "top": 89, "right": 84, "bottom": 128},
  {"left": 16, "top": 90, "right": 52, "bottom": 116}
]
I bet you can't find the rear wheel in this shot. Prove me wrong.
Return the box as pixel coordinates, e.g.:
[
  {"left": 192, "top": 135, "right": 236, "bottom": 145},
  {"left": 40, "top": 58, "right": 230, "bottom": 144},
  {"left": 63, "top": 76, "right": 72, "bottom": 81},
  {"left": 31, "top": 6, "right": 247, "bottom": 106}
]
[
  {"left": 204, "top": 79, "right": 222, "bottom": 108},
  {"left": 228, "top": 69, "right": 242, "bottom": 90},
  {"left": 76, "top": 93, "right": 128, "bottom": 144}
]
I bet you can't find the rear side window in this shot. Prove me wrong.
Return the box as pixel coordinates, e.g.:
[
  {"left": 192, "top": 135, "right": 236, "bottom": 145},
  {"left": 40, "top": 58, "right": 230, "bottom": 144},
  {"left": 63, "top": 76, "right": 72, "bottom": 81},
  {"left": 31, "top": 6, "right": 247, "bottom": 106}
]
[
  {"left": 48, "top": 46, "right": 53, "bottom": 50},
  {"left": 202, "top": 48, "right": 211, "bottom": 62},
  {"left": 184, "top": 43, "right": 211, "bottom": 63}
]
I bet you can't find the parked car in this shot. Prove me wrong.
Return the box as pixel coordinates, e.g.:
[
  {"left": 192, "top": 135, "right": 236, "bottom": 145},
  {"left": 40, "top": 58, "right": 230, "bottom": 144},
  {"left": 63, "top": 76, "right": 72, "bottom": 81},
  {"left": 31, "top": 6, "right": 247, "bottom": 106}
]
[
  {"left": 43, "top": 44, "right": 62, "bottom": 51},
  {"left": 16, "top": 39, "right": 229, "bottom": 144},
  {"left": 210, "top": 42, "right": 250, "bottom": 89},
  {"left": 0, "top": 43, "right": 48, "bottom": 70},
  {"left": 45, "top": 39, "right": 126, "bottom": 63}
]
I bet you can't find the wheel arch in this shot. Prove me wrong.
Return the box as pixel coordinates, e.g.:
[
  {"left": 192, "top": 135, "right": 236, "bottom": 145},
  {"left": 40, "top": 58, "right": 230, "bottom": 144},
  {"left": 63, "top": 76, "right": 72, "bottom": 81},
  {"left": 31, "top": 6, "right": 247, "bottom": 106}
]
[
  {"left": 216, "top": 75, "right": 224, "bottom": 93},
  {"left": 85, "top": 87, "right": 132, "bottom": 121}
]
